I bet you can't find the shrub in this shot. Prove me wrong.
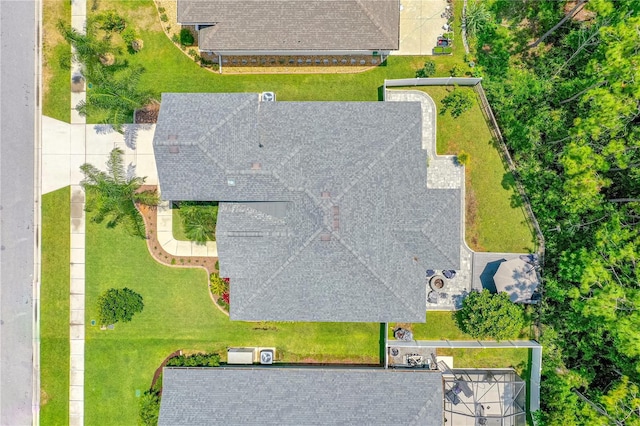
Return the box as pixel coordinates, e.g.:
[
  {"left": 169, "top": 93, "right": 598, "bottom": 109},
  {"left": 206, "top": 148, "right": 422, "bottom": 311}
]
[
  {"left": 180, "top": 28, "right": 194, "bottom": 46},
  {"left": 441, "top": 87, "right": 474, "bottom": 118},
  {"left": 97, "top": 287, "right": 144, "bottom": 326},
  {"left": 171, "top": 34, "right": 179, "bottom": 44},
  {"left": 433, "top": 46, "right": 444, "bottom": 54},
  {"left": 95, "top": 10, "right": 126, "bottom": 33},
  {"left": 188, "top": 48, "right": 198, "bottom": 58},
  {"left": 449, "top": 63, "right": 464, "bottom": 76},
  {"left": 210, "top": 273, "right": 229, "bottom": 296},
  {"left": 138, "top": 390, "right": 160, "bottom": 426},
  {"left": 122, "top": 27, "right": 136, "bottom": 45},
  {"left": 416, "top": 59, "right": 436, "bottom": 78},
  {"left": 455, "top": 289, "right": 525, "bottom": 341},
  {"left": 443, "top": 46, "right": 453, "bottom": 54},
  {"left": 160, "top": 13, "right": 168, "bottom": 22},
  {"left": 157, "top": 6, "right": 166, "bottom": 13},
  {"left": 457, "top": 150, "right": 470, "bottom": 166},
  {"left": 166, "top": 353, "right": 220, "bottom": 367}
]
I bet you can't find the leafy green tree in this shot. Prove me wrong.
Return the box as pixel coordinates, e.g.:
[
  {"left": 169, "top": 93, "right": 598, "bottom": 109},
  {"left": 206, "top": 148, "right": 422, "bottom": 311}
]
[
  {"left": 416, "top": 60, "right": 436, "bottom": 78},
  {"left": 178, "top": 202, "right": 218, "bottom": 245},
  {"left": 441, "top": 87, "right": 474, "bottom": 118},
  {"left": 455, "top": 289, "right": 525, "bottom": 340},
  {"left": 81, "top": 148, "right": 159, "bottom": 238},
  {"left": 97, "top": 287, "right": 144, "bottom": 325}
]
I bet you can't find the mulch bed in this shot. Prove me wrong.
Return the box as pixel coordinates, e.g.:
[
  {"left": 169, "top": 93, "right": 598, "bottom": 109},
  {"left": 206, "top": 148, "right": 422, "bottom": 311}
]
[
  {"left": 134, "top": 102, "right": 160, "bottom": 124},
  {"left": 136, "top": 185, "right": 218, "bottom": 275}
]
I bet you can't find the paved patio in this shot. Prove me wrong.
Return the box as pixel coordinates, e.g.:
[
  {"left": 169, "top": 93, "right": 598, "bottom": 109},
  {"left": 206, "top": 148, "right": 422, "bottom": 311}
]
[{"left": 395, "top": 0, "right": 451, "bottom": 55}]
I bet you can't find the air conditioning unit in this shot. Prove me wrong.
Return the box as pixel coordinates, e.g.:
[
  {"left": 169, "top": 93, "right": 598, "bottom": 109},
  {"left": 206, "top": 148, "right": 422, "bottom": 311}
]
[
  {"left": 261, "top": 92, "right": 276, "bottom": 102},
  {"left": 260, "top": 349, "right": 274, "bottom": 364}
]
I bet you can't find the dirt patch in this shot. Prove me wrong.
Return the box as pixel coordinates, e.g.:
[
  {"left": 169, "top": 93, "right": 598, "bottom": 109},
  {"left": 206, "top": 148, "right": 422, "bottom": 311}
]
[{"left": 565, "top": 1, "right": 595, "bottom": 22}]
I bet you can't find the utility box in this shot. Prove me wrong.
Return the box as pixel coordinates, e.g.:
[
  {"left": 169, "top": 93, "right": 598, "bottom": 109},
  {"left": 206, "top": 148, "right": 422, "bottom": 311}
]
[
  {"left": 226, "top": 347, "right": 277, "bottom": 364},
  {"left": 227, "top": 348, "right": 255, "bottom": 365}
]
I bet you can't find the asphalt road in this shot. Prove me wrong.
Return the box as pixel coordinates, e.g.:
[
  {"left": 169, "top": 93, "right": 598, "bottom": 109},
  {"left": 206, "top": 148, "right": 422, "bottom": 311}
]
[{"left": 0, "top": 0, "right": 37, "bottom": 424}]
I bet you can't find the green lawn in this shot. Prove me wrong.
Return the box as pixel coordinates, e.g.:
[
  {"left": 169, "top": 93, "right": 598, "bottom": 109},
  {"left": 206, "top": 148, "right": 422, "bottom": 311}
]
[
  {"left": 171, "top": 205, "right": 188, "bottom": 241},
  {"left": 414, "top": 86, "right": 536, "bottom": 253},
  {"left": 88, "top": 0, "right": 454, "bottom": 107},
  {"left": 42, "top": 0, "right": 70, "bottom": 121},
  {"left": 40, "top": 187, "right": 70, "bottom": 425},
  {"left": 85, "top": 200, "right": 381, "bottom": 424},
  {"left": 390, "top": 312, "right": 530, "bottom": 376}
]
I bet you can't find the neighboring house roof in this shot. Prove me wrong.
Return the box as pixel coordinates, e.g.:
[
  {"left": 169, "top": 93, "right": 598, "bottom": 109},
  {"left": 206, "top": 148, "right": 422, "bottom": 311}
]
[
  {"left": 153, "top": 93, "right": 461, "bottom": 323},
  {"left": 177, "top": 0, "right": 400, "bottom": 51},
  {"left": 158, "top": 367, "right": 444, "bottom": 425}
]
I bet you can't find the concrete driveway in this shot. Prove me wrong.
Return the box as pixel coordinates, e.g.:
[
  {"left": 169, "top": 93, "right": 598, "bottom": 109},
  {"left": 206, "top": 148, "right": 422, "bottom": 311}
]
[{"left": 394, "top": 0, "right": 450, "bottom": 55}]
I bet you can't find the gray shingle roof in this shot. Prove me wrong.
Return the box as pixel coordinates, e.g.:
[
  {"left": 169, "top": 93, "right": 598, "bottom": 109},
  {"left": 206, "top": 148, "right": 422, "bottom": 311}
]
[
  {"left": 153, "top": 93, "right": 461, "bottom": 323},
  {"left": 158, "top": 367, "right": 444, "bottom": 426},
  {"left": 178, "top": 0, "right": 399, "bottom": 51}
]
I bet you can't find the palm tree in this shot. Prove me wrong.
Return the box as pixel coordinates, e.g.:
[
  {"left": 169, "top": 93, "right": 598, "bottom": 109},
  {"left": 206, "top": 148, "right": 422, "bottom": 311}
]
[
  {"left": 81, "top": 148, "right": 159, "bottom": 238},
  {"left": 76, "top": 66, "right": 154, "bottom": 133},
  {"left": 465, "top": 1, "right": 492, "bottom": 37},
  {"left": 178, "top": 202, "right": 218, "bottom": 245},
  {"left": 57, "top": 20, "right": 112, "bottom": 77}
]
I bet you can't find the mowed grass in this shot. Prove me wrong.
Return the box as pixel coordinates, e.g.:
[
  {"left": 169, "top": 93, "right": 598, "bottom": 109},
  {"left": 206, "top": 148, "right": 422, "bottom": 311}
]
[
  {"left": 42, "top": 0, "right": 70, "bottom": 121},
  {"left": 390, "top": 312, "right": 530, "bottom": 376},
  {"left": 89, "top": 0, "right": 435, "bottom": 105},
  {"left": 171, "top": 205, "right": 188, "bottom": 241},
  {"left": 85, "top": 201, "right": 381, "bottom": 424},
  {"left": 40, "top": 187, "right": 70, "bottom": 425},
  {"left": 417, "top": 86, "right": 536, "bottom": 253}
]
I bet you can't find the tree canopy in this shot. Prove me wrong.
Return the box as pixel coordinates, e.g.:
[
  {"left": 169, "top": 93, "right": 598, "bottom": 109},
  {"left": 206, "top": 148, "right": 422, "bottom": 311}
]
[
  {"left": 455, "top": 289, "right": 525, "bottom": 341},
  {"left": 97, "top": 287, "right": 144, "bottom": 326},
  {"left": 470, "top": 0, "right": 640, "bottom": 423}
]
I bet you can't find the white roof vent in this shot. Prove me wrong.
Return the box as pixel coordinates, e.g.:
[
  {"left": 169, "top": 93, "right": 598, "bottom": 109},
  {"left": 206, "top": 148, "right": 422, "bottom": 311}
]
[{"left": 261, "top": 92, "right": 276, "bottom": 102}]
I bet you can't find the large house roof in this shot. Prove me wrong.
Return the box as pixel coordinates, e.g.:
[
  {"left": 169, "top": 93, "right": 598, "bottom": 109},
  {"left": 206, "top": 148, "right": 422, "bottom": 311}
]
[
  {"left": 158, "top": 367, "right": 444, "bottom": 425},
  {"left": 177, "top": 0, "right": 400, "bottom": 51},
  {"left": 153, "top": 93, "right": 461, "bottom": 323}
]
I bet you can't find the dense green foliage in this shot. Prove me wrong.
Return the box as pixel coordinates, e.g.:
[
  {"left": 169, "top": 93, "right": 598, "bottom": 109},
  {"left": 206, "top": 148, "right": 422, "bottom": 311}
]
[
  {"left": 471, "top": 0, "right": 640, "bottom": 423},
  {"left": 138, "top": 390, "right": 160, "bottom": 426},
  {"left": 179, "top": 28, "right": 194, "bottom": 46},
  {"left": 166, "top": 353, "right": 220, "bottom": 367},
  {"left": 176, "top": 201, "right": 218, "bottom": 244},
  {"left": 455, "top": 289, "right": 525, "bottom": 340},
  {"left": 81, "top": 148, "right": 159, "bottom": 238},
  {"left": 97, "top": 287, "right": 144, "bottom": 325},
  {"left": 59, "top": 10, "right": 152, "bottom": 131}
]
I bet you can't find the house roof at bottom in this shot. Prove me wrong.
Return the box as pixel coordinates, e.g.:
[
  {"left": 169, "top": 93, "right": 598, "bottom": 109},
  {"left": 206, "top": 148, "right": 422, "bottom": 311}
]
[
  {"left": 178, "top": 0, "right": 400, "bottom": 51},
  {"left": 159, "top": 367, "right": 444, "bottom": 426}
]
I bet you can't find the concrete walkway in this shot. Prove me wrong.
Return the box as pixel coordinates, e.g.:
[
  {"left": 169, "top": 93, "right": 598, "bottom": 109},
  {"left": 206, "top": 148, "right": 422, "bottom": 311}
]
[
  {"left": 69, "top": 0, "right": 87, "bottom": 422},
  {"left": 156, "top": 201, "right": 218, "bottom": 257}
]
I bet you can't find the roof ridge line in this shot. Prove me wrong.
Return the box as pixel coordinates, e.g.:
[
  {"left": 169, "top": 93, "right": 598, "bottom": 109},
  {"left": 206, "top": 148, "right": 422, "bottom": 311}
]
[
  {"left": 333, "top": 233, "right": 422, "bottom": 317},
  {"left": 354, "top": 0, "right": 397, "bottom": 46},
  {"left": 335, "top": 119, "right": 419, "bottom": 203}
]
